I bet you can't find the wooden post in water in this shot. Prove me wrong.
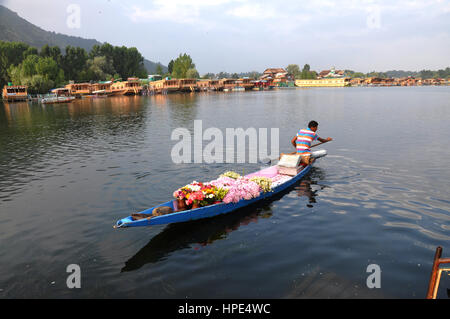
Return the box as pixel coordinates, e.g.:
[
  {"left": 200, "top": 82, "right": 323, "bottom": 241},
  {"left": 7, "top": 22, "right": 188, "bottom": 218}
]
[
  {"left": 427, "top": 246, "right": 443, "bottom": 299},
  {"left": 426, "top": 246, "right": 450, "bottom": 299}
]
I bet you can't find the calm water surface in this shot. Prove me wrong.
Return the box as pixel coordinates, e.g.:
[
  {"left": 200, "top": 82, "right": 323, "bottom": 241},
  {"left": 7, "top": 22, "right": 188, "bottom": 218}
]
[{"left": 0, "top": 87, "right": 449, "bottom": 298}]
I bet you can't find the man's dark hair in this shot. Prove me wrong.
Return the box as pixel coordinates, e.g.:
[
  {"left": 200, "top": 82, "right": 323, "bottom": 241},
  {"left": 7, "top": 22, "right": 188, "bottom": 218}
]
[{"left": 308, "top": 120, "right": 318, "bottom": 128}]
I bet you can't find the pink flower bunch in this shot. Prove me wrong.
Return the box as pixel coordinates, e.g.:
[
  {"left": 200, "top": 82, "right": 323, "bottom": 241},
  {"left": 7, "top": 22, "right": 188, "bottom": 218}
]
[
  {"left": 208, "top": 176, "right": 236, "bottom": 189},
  {"left": 222, "top": 177, "right": 261, "bottom": 204},
  {"left": 270, "top": 174, "right": 292, "bottom": 188}
]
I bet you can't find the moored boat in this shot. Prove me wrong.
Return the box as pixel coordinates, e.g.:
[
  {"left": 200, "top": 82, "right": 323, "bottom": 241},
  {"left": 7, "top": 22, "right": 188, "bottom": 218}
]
[
  {"left": 111, "top": 78, "right": 143, "bottom": 95},
  {"left": 114, "top": 150, "right": 327, "bottom": 228},
  {"left": 92, "top": 81, "right": 113, "bottom": 96},
  {"left": 41, "top": 95, "right": 75, "bottom": 104},
  {"left": 65, "top": 83, "right": 92, "bottom": 97},
  {"left": 2, "top": 84, "right": 28, "bottom": 101}
]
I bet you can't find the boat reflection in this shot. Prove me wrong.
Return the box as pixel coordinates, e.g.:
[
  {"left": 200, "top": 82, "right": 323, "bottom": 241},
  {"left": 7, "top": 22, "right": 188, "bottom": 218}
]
[
  {"left": 294, "top": 168, "right": 327, "bottom": 207},
  {"left": 121, "top": 205, "right": 272, "bottom": 272},
  {"left": 121, "top": 167, "right": 327, "bottom": 272}
]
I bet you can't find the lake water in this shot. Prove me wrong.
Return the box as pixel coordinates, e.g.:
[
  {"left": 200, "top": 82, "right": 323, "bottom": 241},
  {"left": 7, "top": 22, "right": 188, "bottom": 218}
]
[{"left": 0, "top": 87, "right": 449, "bottom": 298}]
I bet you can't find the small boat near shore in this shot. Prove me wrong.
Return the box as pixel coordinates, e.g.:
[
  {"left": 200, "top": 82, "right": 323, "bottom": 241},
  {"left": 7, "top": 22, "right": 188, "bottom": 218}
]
[
  {"left": 41, "top": 95, "right": 75, "bottom": 104},
  {"left": 114, "top": 150, "right": 327, "bottom": 228}
]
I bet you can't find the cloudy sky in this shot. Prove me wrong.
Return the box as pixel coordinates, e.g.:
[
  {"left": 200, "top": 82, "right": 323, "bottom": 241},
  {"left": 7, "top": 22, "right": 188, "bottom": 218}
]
[{"left": 2, "top": 0, "right": 449, "bottom": 74}]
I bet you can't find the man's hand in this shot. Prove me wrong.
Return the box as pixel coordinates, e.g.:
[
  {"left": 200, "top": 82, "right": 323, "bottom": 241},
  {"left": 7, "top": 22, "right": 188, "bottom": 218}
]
[{"left": 318, "top": 137, "right": 333, "bottom": 143}]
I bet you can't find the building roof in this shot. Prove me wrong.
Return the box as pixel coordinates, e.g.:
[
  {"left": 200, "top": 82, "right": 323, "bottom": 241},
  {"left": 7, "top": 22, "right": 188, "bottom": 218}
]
[
  {"left": 318, "top": 69, "right": 345, "bottom": 78},
  {"left": 263, "top": 68, "right": 286, "bottom": 74}
]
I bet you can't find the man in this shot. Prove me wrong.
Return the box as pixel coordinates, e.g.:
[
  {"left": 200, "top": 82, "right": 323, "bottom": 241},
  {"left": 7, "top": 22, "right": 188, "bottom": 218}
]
[{"left": 291, "top": 120, "right": 332, "bottom": 165}]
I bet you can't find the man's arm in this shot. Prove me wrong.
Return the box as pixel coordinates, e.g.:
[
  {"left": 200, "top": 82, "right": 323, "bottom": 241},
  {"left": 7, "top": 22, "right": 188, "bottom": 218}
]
[
  {"left": 317, "top": 137, "right": 333, "bottom": 143},
  {"left": 291, "top": 136, "right": 297, "bottom": 148}
]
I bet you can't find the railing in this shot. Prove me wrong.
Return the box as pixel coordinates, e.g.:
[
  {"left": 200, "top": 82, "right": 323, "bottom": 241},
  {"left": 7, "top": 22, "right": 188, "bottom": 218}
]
[{"left": 427, "top": 246, "right": 450, "bottom": 299}]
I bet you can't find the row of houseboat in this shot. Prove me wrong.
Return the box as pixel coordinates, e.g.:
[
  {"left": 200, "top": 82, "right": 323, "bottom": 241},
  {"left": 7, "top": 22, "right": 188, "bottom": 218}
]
[
  {"left": 146, "top": 77, "right": 276, "bottom": 94},
  {"left": 348, "top": 77, "right": 449, "bottom": 87},
  {"left": 1, "top": 78, "right": 144, "bottom": 102},
  {"left": 2, "top": 70, "right": 449, "bottom": 101},
  {"left": 56, "top": 78, "right": 143, "bottom": 97}
]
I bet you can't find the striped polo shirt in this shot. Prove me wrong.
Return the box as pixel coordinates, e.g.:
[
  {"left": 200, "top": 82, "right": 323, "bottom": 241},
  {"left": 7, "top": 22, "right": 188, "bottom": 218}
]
[{"left": 296, "top": 128, "right": 318, "bottom": 154}]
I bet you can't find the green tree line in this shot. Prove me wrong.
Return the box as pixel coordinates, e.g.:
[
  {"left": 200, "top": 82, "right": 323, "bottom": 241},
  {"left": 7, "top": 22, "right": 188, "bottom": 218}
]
[
  {"left": 0, "top": 41, "right": 148, "bottom": 93},
  {"left": 345, "top": 68, "right": 450, "bottom": 79}
]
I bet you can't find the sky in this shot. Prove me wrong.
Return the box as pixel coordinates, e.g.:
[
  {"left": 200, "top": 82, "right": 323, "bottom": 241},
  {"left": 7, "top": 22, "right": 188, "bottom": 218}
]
[{"left": 1, "top": 0, "right": 450, "bottom": 74}]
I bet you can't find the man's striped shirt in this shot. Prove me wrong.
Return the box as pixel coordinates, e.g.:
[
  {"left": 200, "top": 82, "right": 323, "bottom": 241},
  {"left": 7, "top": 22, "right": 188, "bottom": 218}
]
[{"left": 296, "top": 128, "right": 318, "bottom": 154}]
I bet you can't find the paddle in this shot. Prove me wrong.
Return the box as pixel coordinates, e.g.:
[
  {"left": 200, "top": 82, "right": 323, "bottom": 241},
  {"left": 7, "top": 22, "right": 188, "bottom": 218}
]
[{"left": 258, "top": 140, "right": 331, "bottom": 165}]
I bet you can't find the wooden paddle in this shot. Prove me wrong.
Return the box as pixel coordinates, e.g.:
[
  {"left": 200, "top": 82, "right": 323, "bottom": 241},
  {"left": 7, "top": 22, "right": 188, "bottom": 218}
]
[{"left": 259, "top": 140, "right": 331, "bottom": 165}]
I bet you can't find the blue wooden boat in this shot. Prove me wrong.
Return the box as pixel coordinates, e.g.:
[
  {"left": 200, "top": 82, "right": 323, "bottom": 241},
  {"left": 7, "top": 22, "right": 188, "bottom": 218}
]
[{"left": 114, "top": 151, "right": 326, "bottom": 228}]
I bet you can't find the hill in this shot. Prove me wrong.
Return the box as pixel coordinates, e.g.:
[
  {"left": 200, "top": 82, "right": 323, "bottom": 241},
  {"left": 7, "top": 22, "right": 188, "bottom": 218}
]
[{"left": 0, "top": 5, "right": 166, "bottom": 74}]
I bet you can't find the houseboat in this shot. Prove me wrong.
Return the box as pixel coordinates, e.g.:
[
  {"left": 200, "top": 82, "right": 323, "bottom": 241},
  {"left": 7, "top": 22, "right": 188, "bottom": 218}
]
[
  {"left": 148, "top": 78, "right": 180, "bottom": 94},
  {"left": 209, "top": 80, "right": 223, "bottom": 91},
  {"left": 111, "top": 78, "right": 143, "bottom": 95},
  {"left": 295, "top": 78, "right": 351, "bottom": 87},
  {"left": 91, "top": 81, "right": 113, "bottom": 96},
  {"left": 2, "top": 84, "right": 28, "bottom": 101},
  {"left": 65, "top": 83, "right": 92, "bottom": 97},
  {"left": 239, "top": 78, "right": 255, "bottom": 90},
  {"left": 51, "top": 88, "right": 71, "bottom": 96},
  {"left": 220, "top": 79, "right": 236, "bottom": 91},
  {"left": 178, "top": 79, "right": 197, "bottom": 92},
  {"left": 196, "top": 79, "right": 211, "bottom": 91}
]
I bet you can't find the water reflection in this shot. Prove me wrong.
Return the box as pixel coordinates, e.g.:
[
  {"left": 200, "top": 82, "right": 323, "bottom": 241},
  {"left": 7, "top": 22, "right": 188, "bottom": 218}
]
[
  {"left": 0, "top": 97, "right": 147, "bottom": 200},
  {"left": 121, "top": 169, "right": 326, "bottom": 272},
  {"left": 164, "top": 94, "right": 199, "bottom": 128},
  {"left": 121, "top": 206, "right": 272, "bottom": 272},
  {"left": 294, "top": 167, "right": 328, "bottom": 208}
]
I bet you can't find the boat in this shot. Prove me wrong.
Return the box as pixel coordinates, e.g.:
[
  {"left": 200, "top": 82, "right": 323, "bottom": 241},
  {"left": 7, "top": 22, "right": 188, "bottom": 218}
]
[
  {"left": 178, "top": 79, "right": 197, "bottom": 92},
  {"left": 111, "top": 78, "right": 143, "bottom": 95},
  {"left": 220, "top": 79, "right": 236, "bottom": 92},
  {"left": 114, "top": 150, "right": 327, "bottom": 228},
  {"left": 2, "top": 84, "right": 28, "bottom": 101},
  {"left": 41, "top": 95, "right": 75, "bottom": 104},
  {"left": 65, "top": 83, "right": 92, "bottom": 97},
  {"left": 91, "top": 81, "right": 113, "bottom": 96},
  {"left": 148, "top": 78, "right": 180, "bottom": 94}
]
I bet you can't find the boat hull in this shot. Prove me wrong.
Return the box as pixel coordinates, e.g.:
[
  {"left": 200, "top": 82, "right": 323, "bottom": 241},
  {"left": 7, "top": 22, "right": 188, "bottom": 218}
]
[{"left": 115, "top": 164, "right": 312, "bottom": 228}]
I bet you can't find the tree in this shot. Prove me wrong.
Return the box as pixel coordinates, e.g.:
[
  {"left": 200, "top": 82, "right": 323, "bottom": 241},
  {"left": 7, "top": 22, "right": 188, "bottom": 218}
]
[
  {"left": 8, "top": 55, "right": 64, "bottom": 93},
  {"left": 286, "top": 64, "right": 301, "bottom": 78},
  {"left": 156, "top": 63, "right": 163, "bottom": 75},
  {"left": 23, "top": 47, "right": 39, "bottom": 59},
  {"left": 247, "top": 71, "right": 262, "bottom": 79},
  {"left": 0, "top": 41, "right": 31, "bottom": 87},
  {"left": 40, "top": 45, "right": 62, "bottom": 64},
  {"left": 202, "top": 73, "right": 215, "bottom": 79},
  {"left": 89, "top": 43, "right": 146, "bottom": 79},
  {"left": 186, "top": 68, "right": 199, "bottom": 79},
  {"left": 85, "top": 56, "right": 115, "bottom": 81},
  {"left": 171, "top": 53, "right": 195, "bottom": 78},
  {"left": 419, "top": 69, "right": 434, "bottom": 79},
  {"left": 168, "top": 59, "right": 174, "bottom": 74},
  {"left": 36, "top": 56, "right": 63, "bottom": 84},
  {"left": 299, "top": 64, "right": 317, "bottom": 79},
  {"left": 62, "top": 45, "right": 88, "bottom": 81}
]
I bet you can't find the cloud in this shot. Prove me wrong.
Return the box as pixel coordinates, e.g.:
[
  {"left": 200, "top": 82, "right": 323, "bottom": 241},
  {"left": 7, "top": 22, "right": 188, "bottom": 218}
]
[
  {"left": 128, "top": 0, "right": 245, "bottom": 24},
  {"left": 226, "top": 4, "right": 278, "bottom": 20}
]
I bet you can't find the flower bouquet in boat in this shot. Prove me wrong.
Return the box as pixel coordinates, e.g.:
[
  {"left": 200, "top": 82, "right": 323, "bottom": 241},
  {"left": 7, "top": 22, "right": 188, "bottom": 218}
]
[
  {"left": 116, "top": 149, "right": 328, "bottom": 228},
  {"left": 130, "top": 169, "right": 293, "bottom": 221}
]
